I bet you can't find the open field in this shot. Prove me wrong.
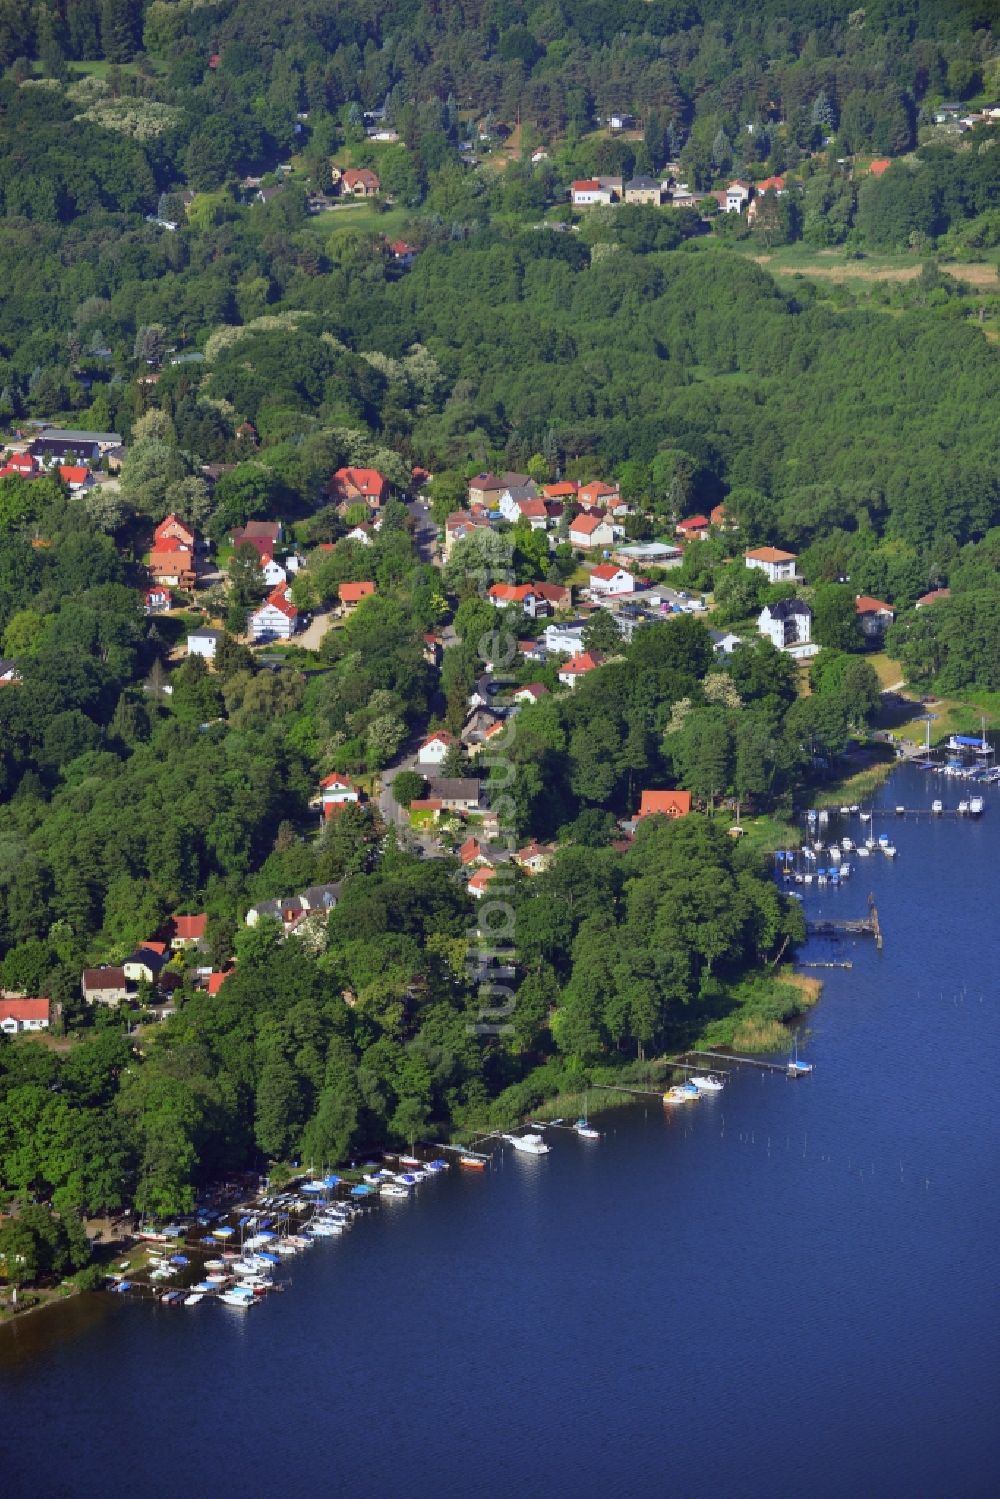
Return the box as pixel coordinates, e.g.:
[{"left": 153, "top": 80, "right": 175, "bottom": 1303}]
[{"left": 302, "top": 202, "right": 411, "bottom": 243}]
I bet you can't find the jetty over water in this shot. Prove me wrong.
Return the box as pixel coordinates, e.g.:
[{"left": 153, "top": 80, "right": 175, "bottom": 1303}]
[{"left": 807, "top": 893, "right": 883, "bottom": 950}]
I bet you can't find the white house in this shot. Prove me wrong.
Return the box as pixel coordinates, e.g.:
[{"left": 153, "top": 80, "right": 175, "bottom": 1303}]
[
  {"left": 855, "top": 595, "right": 895, "bottom": 640},
  {"left": 744, "top": 546, "right": 798, "bottom": 584},
  {"left": 544, "top": 620, "right": 587, "bottom": 655},
  {"left": 709, "top": 628, "right": 743, "bottom": 655},
  {"left": 589, "top": 563, "right": 635, "bottom": 597},
  {"left": 261, "top": 556, "right": 288, "bottom": 588},
  {"left": 319, "top": 772, "right": 361, "bottom": 813},
  {"left": 558, "top": 651, "right": 603, "bottom": 688},
  {"left": 0, "top": 996, "right": 50, "bottom": 1034},
  {"left": 569, "top": 512, "right": 615, "bottom": 550},
  {"left": 724, "top": 180, "right": 751, "bottom": 213},
  {"left": 758, "top": 598, "right": 815, "bottom": 655},
  {"left": 418, "top": 730, "right": 456, "bottom": 766},
  {"left": 187, "top": 627, "right": 222, "bottom": 660},
  {"left": 249, "top": 583, "right": 299, "bottom": 642}
]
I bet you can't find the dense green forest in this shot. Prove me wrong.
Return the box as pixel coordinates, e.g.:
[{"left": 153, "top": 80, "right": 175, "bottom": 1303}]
[{"left": 0, "top": 1, "right": 998, "bottom": 1249}]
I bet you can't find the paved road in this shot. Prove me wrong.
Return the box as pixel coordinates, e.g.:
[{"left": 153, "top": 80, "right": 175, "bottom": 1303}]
[
  {"left": 296, "top": 610, "right": 335, "bottom": 652},
  {"left": 407, "top": 500, "right": 439, "bottom": 565}
]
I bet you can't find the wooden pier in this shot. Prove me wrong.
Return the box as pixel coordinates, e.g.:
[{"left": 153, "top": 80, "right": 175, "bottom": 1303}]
[{"left": 807, "top": 893, "right": 883, "bottom": 949}]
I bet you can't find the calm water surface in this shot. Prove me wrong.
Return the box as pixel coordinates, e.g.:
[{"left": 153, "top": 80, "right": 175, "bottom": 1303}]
[{"left": 2, "top": 765, "right": 998, "bottom": 1498}]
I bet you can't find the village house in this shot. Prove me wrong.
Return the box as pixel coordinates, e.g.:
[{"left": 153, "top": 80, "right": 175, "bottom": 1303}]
[
  {"left": 155, "top": 513, "right": 197, "bottom": 551},
  {"left": 624, "top": 175, "right": 662, "bottom": 205},
  {"left": 338, "top": 580, "right": 376, "bottom": 614},
  {"left": 709, "top": 628, "right": 744, "bottom": 655},
  {"left": 164, "top": 914, "right": 208, "bottom": 950},
  {"left": 465, "top": 718, "right": 509, "bottom": 759},
  {"left": 144, "top": 585, "right": 173, "bottom": 615},
  {"left": 81, "top": 966, "right": 132, "bottom": 1006},
  {"left": 318, "top": 772, "right": 362, "bottom": 817},
  {"left": 0, "top": 451, "right": 41, "bottom": 478},
  {"left": 513, "top": 682, "right": 549, "bottom": 705},
  {"left": 0, "top": 995, "right": 51, "bottom": 1034},
  {"left": 511, "top": 496, "right": 552, "bottom": 529},
  {"left": 638, "top": 789, "right": 692, "bottom": 819},
  {"left": 514, "top": 840, "right": 554, "bottom": 875},
  {"left": 558, "top": 650, "right": 603, "bottom": 687},
  {"left": 542, "top": 480, "right": 579, "bottom": 502},
  {"left": 345, "top": 523, "right": 374, "bottom": 545},
  {"left": 123, "top": 942, "right": 169, "bottom": 984},
  {"left": 29, "top": 427, "right": 121, "bottom": 461},
  {"left": 569, "top": 512, "right": 615, "bottom": 550},
  {"left": 187, "top": 626, "right": 222, "bottom": 660},
  {"left": 487, "top": 582, "right": 550, "bottom": 618},
  {"left": 425, "top": 777, "right": 481, "bottom": 812},
  {"left": 444, "top": 510, "right": 491, "bottom": 558},
  {"left": 388, "top": 240, "right": 418, "bottom": 268},
  {"left": 744, "top": 545, "right": 798, "bottom": 583},
  {"left": 589, "top": 563, "right": 635, "bottom": 597},
  {"left": 915, "top": 588, "right": 950, "bottom": 608},
  {"left": 58, "top": 464, "right": 92, "bottom": 492},
  {"left": 149, "top": 546, "right": 197, "bottom": 589},
  {"left": 467, "top": 866, "right": 498, "bottom": 899},
  {"left": 249, "top": 582, "right": 299, "bottom": 642},
  {"left": 231, "top": 520, "right": 283, "bottom": 550},
  {"left": 419, "top": 730, "right": 456, "bottom": 766},
  {"left": 340, "top": 167, "right": 380, "bottom": 196},
  {"left": 577, "top": 480, "right": 619, "bottom": 509},
  {"left": 246, "top": 884, "right": 340, "bottom": 931},
  {"left": 758, "top": 598, "right": 814, "bottom": 655},
  {"left": 676, "top": 514, "right": 711, "bottom": 542},
  {"left": 855, "top": 595, "right": 895, "bottom": 639},
  {"left": 724, "top": 180, "right": 752, "bottom": 213},
  {"left": 544, "top": 620, "right": 588, "bottom": 655},
  {"left": 710, "top": 502, "right": 733, "bottom": 529},
  {"left": 0, "top": 659, "right": 22, "bottom": 686},
  {"left": 517, "top": 639, "right": 547, "bottom": 664},
  {"left": 329, "top": 466, "right": 388, "bottom": 508}
]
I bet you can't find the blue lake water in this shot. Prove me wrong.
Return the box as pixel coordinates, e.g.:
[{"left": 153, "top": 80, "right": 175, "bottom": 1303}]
[{"left": 2, "top": 764, "right": 998, "bottom": 1498}]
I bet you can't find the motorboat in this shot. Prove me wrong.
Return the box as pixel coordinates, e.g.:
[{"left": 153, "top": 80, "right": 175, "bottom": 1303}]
[
  {"left": 459, "top": 1155, "right": 487, "bottom": 1170},
  {"left": 575, "top": 1120, "right": 600, "bottom": 1139},
  {"left": 689, "top": 1073, "right": 725, "bottom": 1093},
  {"left": 662, "top": 1084, "right": 699, "bottom": 1105},
  {"left": 841, "top": 837, "right": 853, "bottom": 850},
  {"left": 857, "top": 845, "right": 870, "bottom": 857},
  {"left": 381, "top": 1183, "right": 411, "bottom": 1198},
  {"left": 932, "top": 799, "right": 943, "bottom": 814},
  {"left": 882, "top": 843, "right": 897, "bottom": 858},
  {"left": 184, "top": 1293, "right": 205, "bottom": 1306},
  {"left": 425, "top": 1159, "right": 449, "bottom": 1173},
  {"left": 839, "top": 805, "right": 850, "bottom": 815},
  {"left": 219, "top": 1288, "right": 257, "bottom": 1308},
  {"left": 850, "top": 804, "right": 860, "bottom": 814},
  {"left": 958, "top": 800, "right": 969, "bottom": 815},
  {"left": 505, "top": 1132, "right": 551, "bottom": 1154},
  {"left": 969, "top": 796, "right": 984, "bottom": 816}
]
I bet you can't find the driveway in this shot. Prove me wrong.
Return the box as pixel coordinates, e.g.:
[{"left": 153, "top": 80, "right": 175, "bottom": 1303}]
[{"left": 296, "top": 610, "right": 336, "bottom": 651}]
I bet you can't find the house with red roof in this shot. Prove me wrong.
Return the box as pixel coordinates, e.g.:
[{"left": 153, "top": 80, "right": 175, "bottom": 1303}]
[
  {"left": 543, "top": 481, "right": 579, "bottom": 500},
  {"left": 329, "top": 467, "right": 388, "bottom": 507},
  {"left": 578, "top": 480, "right": 620, "bottom": 509},
  {"left": 855, "top": 595, "right": 895, "bottom": 639},
  {"left": 418, "top": 730, "right": 456, "bottom": 766},
  {"left": 467, "top": 865, "right": 498, "bottom": 898},
  {"left": 638, "top": 789, "right": 692, "bottom": 819},
  {"left": 710, "top": 502, "right": 733, "bottom": 529},
  {"left": 338, "top": 580, "right": 376, "bottom": 613},
  {"left": 231, "top": 520, "right": 283, "bottom": 548},
  {"left": 444, "top": 509, "right": 491, "bottom": 558},
  {"left": 514, "top": 841, "right": 554, "bottom": 875},
  {"left": 868, "top": 159, "right": 891, "bottom": 177},
  {"left": 249, "top": 582, "right": 299, "bottom": 641},
  {"left": 58, "top": 464, "right": 92, "bottom": 492},
  {"left": 166, "top": 913, "right": 208, "bottom": 950},
  {"left": 0, "top": 451, "right": 40, "bottom": 478},
  {"left": 915, "top": 588, "right": 950, "bottom": 608},
  {"left": 341, "top": 167, "right": 380, "bottom": 197},
  {"left": 569, "top": 512, "right": 615, "bottom": 550},
  {"left": 558, "top": 651, "right": 603, "bottom": 687},
  {"left": 744, "top": 545, "right": 798, "bottom": 583},
  {"left": 319, "top": 772, "right": 361, "bottom": 817},
  {"left": 0, "top": 995, "right": 50, "bottom": 1034},
  {"left": 589, "top": 563, "right": 635, "bottom": 597},
  {"left": 204, "top": 970, "right": 231, "bottom": 995},
  {"left": 676, "top": 514, "right": 711, "bottom": 541},
  {"left": 487, "top": 582, "right": 550, "bottom": 618},
  {"left": 149, "top": 546, "right": 197, "bottom": 589},
  {"left": 144, "top": 585, "right": 173, "bottom": 615},
  {"left": 388, "top": 239, "right": 418, "bottom": 268},
  {"left": 155, "top": 513, "right": 196, "bottom": 551}
]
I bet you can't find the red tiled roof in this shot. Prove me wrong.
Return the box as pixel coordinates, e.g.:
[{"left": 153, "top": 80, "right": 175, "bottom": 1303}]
[
  {"left": 467, "top": 866, "right": 497, "bottom": 891},
  {"left": 572, "top": 179, "right": 601, "bottom": 191},
  {"left": 855, "top": 595, "right": 894, "bottom": 615},
  {"left": 915, "top": 588, "right": 950, "bottom": 607},
  {"left": 561, "top": 651, "right": 602, "bottom": 674},
  {"left": 339, "top": 580, "right": 376, "bottom": 604},
  {"left": 591, "top": 563, "right": 629, "bottom": 581},
  {"left": 321, "top": 772, "right": 356, "bottom": 789},
  {"left": 543, "top": 482, "right": 578, "bottom": 498},
  {"left": 677, "top": 514, "right": 709, "bottom": 533},
  {"left": 757, "top": 175, "right": 786, "bottom": 192},
  {"left": 571, "top": 512, "right": 605, "bottom": 536},
  {"left": 58, "top": 465, "right": 89, "bottom": 485},
  {"left": 745, "top": 546, "right": 797, "bottom": 563},
  {"left": 205, "top": 970, "right": 230, "bottom": 995},
  {"left": 421, "top": 731, "right": 455, "bottom": 748},
  {"left": 638, "top": 789, "right": 692, "bottom": 818},
  {"left": 262, "top": 583, "right": 298, "bottom": 620},
  {"left": 869, "top": 158, "right": 891, "bottom": 176},
  {"left": 170, "top": 914, "right": 207, "bottom": 941},
  {"left": 0, "top": 996, "right": 49, "bottom": 1023},
  {"left": 333, "top": 467, "right": 387, "bottom": 499}
]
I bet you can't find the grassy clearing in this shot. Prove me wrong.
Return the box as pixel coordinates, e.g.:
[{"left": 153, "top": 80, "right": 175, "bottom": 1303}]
[{"left": 302, "top": 203, "right": 410, "bottom": 242}]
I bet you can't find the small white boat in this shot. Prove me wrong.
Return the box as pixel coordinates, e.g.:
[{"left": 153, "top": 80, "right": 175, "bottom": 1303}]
[
  {"left": 882, "top": 843, "right": 897, "bottom": 858},
  {"left": 841, "top": 837, "right": 853, "bottom": 850},
  {"left": 969, "top": 796, "right": 984, "bottom": 816},
  {"left": 690, "top": 1073, "right": 725, "bottom": 1093},
  {"left": 574, "top": 1094, "right": 600, "bottom": 1138},
  {"left": 958, "top": 800, "right": 969, "bottom": 815},
  {"left": 219, "top": 1289, "right": 256, "bottom": 1308},
  {"left": 505, "top": 1132, "right": 551, "bottom": 1154},
  {"left": 381, "top": 1183, "right": 411, "bottom": 1198},
  {"left": 787, "top": 1038, "right": 813, "bottom": 1077},
  {"left": 184, "top": 1293, "right": 204, "bottom": 1306},
  {"left": 850, "top": 804, "right": 860, "bottom": 814},
  {"left": 839, "top": 805, "right": 850, "bottom": 815},
  {"left": 857, "top": 846, "right": 870, "bottom": 858},
  {"left": 662, "top": 1084, "right": 699, "bottom": 1106},
  {"left": 932, "top": 799, "right": 943, "bottom": 814}
]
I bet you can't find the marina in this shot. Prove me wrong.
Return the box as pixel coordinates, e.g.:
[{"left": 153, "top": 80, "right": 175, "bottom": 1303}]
[{"left": 2, "top": 762, "right": 998, "bottom": 1499}]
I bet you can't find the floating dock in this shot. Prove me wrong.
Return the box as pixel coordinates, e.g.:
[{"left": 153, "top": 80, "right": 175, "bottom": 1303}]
[{"left": 807, "top": 894, "right": 883, "bottom": 949}]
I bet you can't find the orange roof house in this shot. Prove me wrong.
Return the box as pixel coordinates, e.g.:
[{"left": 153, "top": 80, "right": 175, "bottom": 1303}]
[
  {"left": 329, "top": 467, "right": 388, "bottom": 506},
  {"left": 638, "top": 789, "right": 692, "bottom": 819},
  {"left": 339, "top": 580, "right": 376, "bottom": 609},
  {"left": 869, "top": 158, "right": 891, "bottom": 176}
]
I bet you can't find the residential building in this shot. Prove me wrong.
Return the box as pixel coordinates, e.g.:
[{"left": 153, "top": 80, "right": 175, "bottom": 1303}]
[
  {"left": 0, "top": 451, "right": 40, "bottom": 478},
  {"left": 744, "top": 545, "right": 798, "bottom": 583},
  {"left": 542, "top": 481, "right": 579, "bottom": 502},
  {"left": 514, "top": 841, "right": 554, "bottom": 874},
  {"left": 249, "top": 583, "right": 299, "bottom": 642},
  {"left": 0, "top": 659, "right": 23, "bottom": 686},
  {"left": 571, "top": 178, "right": 609, "bottom": 206},
  {"left": 532, "top": 581, "right": 572, "bottom": 610},
  {"left": 569, "top": 512, "right": 615, "bottom": 550},
  {"left": 708, "top": 628, "right": 743, "bottom": 655},
  {"left": 487, "top": 582, "right": 550, "bottom": 618},
  {"left": 29, "top": 427, "right": 121, "bottom": 459},
  {"left": 419, "top": 730, "right": 456, "bottom": 766},
  {"left": 0, "top": 995, "right": 50, "bottom": 1034},
  {"left": 513, "top": 683, "right": 549, "bottom": 704},
  {"left": 544, "top": 620, "right": 587, "bottom": 655},
  {"left": 231, "top": 520, "right": 283, "bottom": 549},
  {"left": 319, "top": 773, "right": 361, "bottom": 816},
  {"left": 638, "top": 789, "right": 692, "bottom": 819},
  {"left": 467, "top": 866, "right": 497, "bottom": 898},
  {"left": 915, "top": 588, "right": 950, "bottom": 608},
  {"left": 338, "top": 580, "right": 376, "bottom": 613},
  {"left": 246, "top": 884, "right": 340, "bottom": 930},
  {"left": 81, "top": 966, "right": 132, "bottom": 1006},
  {"left": 154, "top": 513, "right": 196, "bottom": 550},
  {"left": 187, "top": 627, "right": 222, "bottom": 660},
  {"left": 676, "top": 514, "right": 711, "bottom": 542},
  {"left": 444, "top": 510, "right": 491, "bottom": 557},
  {"left": 558, "top": 651, "right": 603, "bottom": 687},
  {"left": 329, "top": 467, "right": 388, "bottom": 507},
  {"left": 724, "top": 180, "right": 752, "bottom": 213},
  {"left": 855, "top": 595, "right": 895, "bottom": 639},
  {"left": 144, "top": 585, "right": 173, "bottom": 615},
  {"left": 589, "top": 563, "right": 635, "bottom": 597},
  {"left": 149, "top": 547, "right": 197, "bottom": 588},
  {"left": 341, "top": 167, "right": 380, "bottom": 196},
  {"left": 624, "top": 175, "right": 662, "bottom": 205},
  {"left": 425, "top": 777, "right": 481, "bottom": 812},
  {"left": 123, "top": 942, "right": 169, "bottom": 984},
  {"left": 58, "top": 464, "right": 92, "bottom": 492},
  {"left": 758, "top": 598, "right": 814, "bottom": 653},
  {"left": 577, "top": 480, "right": 619, "bottom": 509},
  {"left": 165, "top": 914, "right": 208, "bottom": 950}
]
